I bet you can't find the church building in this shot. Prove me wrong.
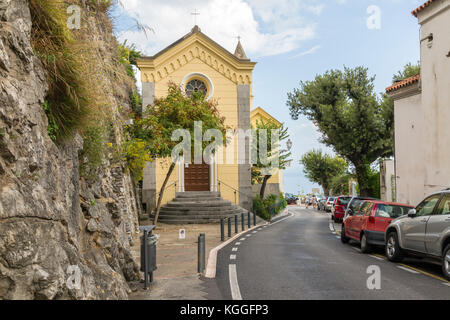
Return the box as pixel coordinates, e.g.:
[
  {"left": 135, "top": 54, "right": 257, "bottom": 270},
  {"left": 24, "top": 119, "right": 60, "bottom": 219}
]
[{"left": 137, "top": 26, "right": 257, "bottom": 220}]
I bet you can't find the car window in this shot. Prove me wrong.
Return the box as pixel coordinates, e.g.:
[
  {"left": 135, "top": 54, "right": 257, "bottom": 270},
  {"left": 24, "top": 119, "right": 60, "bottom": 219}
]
[
  {"left": 376, "top": 204, "right": 413, "bottom": 218},
  {"left": 349, "top": 199, "right": 363, "bottom": 211},
  {"left": 338, "top": 197, "right": 351, "bottom": 206},
  {"left": 416, "top": 195, "right": 441, "bottom": 217},
  {"left": 363, "top": 203, "right": 374, "bottom": 216},
  {"left": 357, "top": 202, "right": 370, "bottom": 216},
  {"left": 436, "top": 194, "right": 450, "bottom": 215}
]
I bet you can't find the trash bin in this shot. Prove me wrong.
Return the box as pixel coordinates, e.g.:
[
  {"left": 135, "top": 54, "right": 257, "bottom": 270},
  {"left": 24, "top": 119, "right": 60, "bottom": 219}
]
[
  {"left": 140, "top": 234, "right": 157, "bottom": 273},
  {"left": 139, "top": 225, "right": 157, "bottom": 289}
]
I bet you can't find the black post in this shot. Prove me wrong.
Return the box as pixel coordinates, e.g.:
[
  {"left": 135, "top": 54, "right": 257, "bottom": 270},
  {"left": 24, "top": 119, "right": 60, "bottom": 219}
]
[
  {"left": 254, "top": 212, "right": 257, "bottom": 226},
  {"left": 220, "top": 218, "right": 225, "bottom": 242},
  {"left": 247, "top": 211, "right": 251, "bottom": 228},
  {"left": 198, "top": 234, "right": 205, "bottom": 273},
  {"left": 143, "top": 229, "right": 149, "bottom": 290},
  {"left": 241, "top": 213, "right": 245, "bottom": 231},
  {"left": 235, "top": 215, "right": 238, "bottom": 234},
  {"left": 228, "top": 217, "right": 232, "bottom": 238}
]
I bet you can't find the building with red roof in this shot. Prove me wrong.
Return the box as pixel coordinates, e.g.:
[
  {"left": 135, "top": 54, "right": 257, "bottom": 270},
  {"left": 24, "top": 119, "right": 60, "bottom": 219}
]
[{"left": 386, "top": 0, "right": 450, "bottom": 206}]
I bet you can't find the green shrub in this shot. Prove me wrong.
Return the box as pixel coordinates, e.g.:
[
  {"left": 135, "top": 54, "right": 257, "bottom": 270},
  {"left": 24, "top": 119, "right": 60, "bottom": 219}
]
[
  {"left": 80, "top": 125, "right": 107, "bottom": 180},
  {"left": 253, "top": 196, "right": 270, "bottom": 221},
  {"left": 121, "top": 138, "right": 152, "bottom": 183},
  {"left": 253, "top": 194, "right": 287, "bottom": 221},
  {"left": 42, "top": 100, "right": 59, "bottom": 142},
  {"left": 279, "top": 193, "right": 287, "bottom": 210}
]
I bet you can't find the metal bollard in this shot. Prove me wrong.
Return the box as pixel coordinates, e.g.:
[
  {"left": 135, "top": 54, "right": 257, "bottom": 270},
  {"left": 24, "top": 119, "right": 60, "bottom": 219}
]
[
  {"left": 220, "top": 219, "right": 225, "bottom": 242},
  {"left": 198, "top": 234, "right": 206, "bottom": 274},
  {"left": 228, "top": 217, "right": 232, "bottom": 238},
  {"left": 235, "top": 215, "right": 238, "bottom": 234},
  {"left": 241, "top": 213, "right": 245, "bottom": 231},
  {"left": 254, "top": 212, "right": 257, "bottom": 226},
  {"left": 247, "top": 211, "right": 251, "bottom": 228}
]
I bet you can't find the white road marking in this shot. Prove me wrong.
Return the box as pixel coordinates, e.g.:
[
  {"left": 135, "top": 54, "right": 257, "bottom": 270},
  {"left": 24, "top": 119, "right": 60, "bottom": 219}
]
[
  {"left": 229, "top": 264, "right": 243, "bottom": 300},
  {"left": 246, "top": 234, "right": 252, "bottom": 237},
  {"left": 230, "top": 255, "right": 236, "bottom": 260},
  {"left": 332, "top": 232, "right": 337, "bottom": 235},
  {"left": 252, "top": 231, "right": 257, "bottom": 234},
  {"left": 329, "top": 223, "right": 334, "bottom": 231},
  {"left": 239, "top": 238, "right": 246, "bottom": 241},
  {"left": 232, "top": 247, "right": 238, "bottom": 252},
  {"left": 352, "top": 247, "right": 361, "bottom": 252},
  {"left": 335, "top": 236, "right": 340, "bottom": 239},
  {"left": 443, "top": 282, "right": 450, "bottom": 287},
  {"left": 397, "top": 266, "right": 420, "bottom": 274},
  {"left": 235, "top": 242, "right": 241, "bottom": 246},
  {"left": 370, "top": 255, "right": 385, "bottom": 261}
]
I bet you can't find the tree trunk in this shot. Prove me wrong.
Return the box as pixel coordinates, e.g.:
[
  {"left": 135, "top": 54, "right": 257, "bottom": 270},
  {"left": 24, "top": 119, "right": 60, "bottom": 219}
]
[
  {"left": 153, "top": 162, "right": 176, "bottom": 226},
  {"left": 355, "top": 163, "right": 370, "bottom": 197},
  {"left": 260, "top": 175, "right": 272, "bottom": 199}
]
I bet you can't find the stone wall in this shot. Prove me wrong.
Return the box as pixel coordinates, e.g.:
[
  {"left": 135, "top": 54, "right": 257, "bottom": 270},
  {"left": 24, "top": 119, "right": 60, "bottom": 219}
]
[{"left": 0, "top": 0, "right": 140, "bottom": 299}]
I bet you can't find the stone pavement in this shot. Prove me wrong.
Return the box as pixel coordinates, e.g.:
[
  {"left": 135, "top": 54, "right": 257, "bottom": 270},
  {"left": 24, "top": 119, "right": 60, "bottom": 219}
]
[{"left": 128, "top": 212, "right": 277, "bottom": 300}]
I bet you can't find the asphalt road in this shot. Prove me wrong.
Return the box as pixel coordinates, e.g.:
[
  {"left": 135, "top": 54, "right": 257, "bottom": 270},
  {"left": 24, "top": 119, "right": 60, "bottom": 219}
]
[{"left": 209, "top": 206, "right": 450, "bottom": 300}]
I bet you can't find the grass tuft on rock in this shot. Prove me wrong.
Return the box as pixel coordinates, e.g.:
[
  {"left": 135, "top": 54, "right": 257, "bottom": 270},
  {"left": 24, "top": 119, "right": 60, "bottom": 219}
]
[{"left": 30, "top": 0, "right": 92, "bottom": 141}]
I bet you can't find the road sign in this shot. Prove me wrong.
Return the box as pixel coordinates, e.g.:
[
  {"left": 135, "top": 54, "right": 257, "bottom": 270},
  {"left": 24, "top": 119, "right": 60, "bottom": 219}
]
[{"left": 179, "top": 229, "right": 186, "bottom": 240}]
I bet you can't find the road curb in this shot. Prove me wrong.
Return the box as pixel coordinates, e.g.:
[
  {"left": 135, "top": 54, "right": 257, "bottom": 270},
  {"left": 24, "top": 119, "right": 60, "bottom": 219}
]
[
  {"left": 204, "top": 222, "right": 267, "bottom": 278},
  {"left": 204, "top": 210, "right": 294, "bottom": 279}
]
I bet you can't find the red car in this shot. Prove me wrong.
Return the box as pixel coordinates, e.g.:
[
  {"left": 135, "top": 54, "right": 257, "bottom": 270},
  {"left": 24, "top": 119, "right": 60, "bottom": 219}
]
[
  {"left": 331, "top": 196, "right": 352, "bottom": 222},
  {"left": 341, "top": 200, "right": 414, "bottom": 253}
]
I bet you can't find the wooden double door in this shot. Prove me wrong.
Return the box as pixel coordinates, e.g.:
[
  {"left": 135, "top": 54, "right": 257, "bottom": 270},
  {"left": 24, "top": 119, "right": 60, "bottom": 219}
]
[{"left": 184, "top": 162, "right": 210, "bottom": 191}]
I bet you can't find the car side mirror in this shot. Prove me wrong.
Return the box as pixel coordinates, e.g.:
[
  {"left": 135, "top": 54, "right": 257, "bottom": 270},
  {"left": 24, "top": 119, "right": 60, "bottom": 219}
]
[{"left": 408, "top": 209, "right": 417, "bottom": 218}]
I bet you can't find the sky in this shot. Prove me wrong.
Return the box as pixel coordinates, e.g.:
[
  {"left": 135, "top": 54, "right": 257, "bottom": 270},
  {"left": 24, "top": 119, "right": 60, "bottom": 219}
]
[{"left": 112, "top": 0, "right": 423, "bottom": 195}]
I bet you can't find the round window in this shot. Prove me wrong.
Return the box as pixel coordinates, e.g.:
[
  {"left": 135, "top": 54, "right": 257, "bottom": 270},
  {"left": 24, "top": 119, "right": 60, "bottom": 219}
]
[{"left": 185, "top": 79, "right": 208, "bottom": 97}]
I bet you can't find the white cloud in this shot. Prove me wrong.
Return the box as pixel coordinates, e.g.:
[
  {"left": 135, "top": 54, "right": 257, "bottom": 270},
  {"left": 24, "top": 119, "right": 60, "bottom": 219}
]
[
  {"left": 117, "top": 0, "right": 319, "bottom": 58},
  {"left": 290, "top": 45, "right": 321, "bottom": 58}
]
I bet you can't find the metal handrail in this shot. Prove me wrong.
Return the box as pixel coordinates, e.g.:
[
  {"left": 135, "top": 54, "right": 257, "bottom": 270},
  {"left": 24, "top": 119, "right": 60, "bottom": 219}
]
[{"left": 217, "top": 179, "right": 253, "bottom": 205}]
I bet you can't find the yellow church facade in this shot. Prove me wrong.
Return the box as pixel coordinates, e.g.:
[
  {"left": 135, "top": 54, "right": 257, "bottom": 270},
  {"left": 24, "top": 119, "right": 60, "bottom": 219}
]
[
  {"left": 250, "top": 107, "right": 285, "bottom": 196},
  {"left": 137, "top": 26, "right": 256, "bottom": 213}
]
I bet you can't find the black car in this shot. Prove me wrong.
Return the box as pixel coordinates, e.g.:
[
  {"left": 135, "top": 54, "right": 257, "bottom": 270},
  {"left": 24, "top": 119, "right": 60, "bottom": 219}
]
[{"left": 285, "top": 193, "right": 298, "bottom": 205}]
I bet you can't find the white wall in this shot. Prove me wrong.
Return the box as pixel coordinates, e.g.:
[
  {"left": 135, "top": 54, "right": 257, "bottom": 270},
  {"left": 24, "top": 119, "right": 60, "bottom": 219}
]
[
  {"left": 393, "top": 1, "right": 450, "bottom": 206},
  {"left": 418, "top": 2, "right": 450, "bottom": 196}
]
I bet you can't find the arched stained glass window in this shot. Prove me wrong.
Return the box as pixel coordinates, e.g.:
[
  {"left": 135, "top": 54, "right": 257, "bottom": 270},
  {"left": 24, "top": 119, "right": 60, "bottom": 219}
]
[{"left": 185, "top": 79, "right": 208, "bottom": 97}]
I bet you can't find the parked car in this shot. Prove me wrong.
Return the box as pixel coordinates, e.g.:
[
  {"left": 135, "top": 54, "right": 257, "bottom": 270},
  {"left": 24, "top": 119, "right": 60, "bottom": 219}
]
[
  {"left": 331, "top": 196, "right": 352, "bottom": 222},
  {"left": 341, "top": 200, "right": 414, "bottom": 253},
  {"left": 325, "top": 197, "right": 335, "bottom": 212},
  {"left": 318, "top": 198, "right": 327, "bottom": 211},
  {"left": 285, "top": 193, "right": 299, "bottom": 205},
  {"left": 385, "top": 190, "right": 450, "bottom": 280},
  {"left": 344, "top": 197, "right": 378, "bottom": 220}
]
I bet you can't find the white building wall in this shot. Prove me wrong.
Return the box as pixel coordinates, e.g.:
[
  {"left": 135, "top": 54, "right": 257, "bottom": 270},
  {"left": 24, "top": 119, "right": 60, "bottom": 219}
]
[
  {"left": 418, "top": 2, "right": 450, "bottom": 196},
  {"left": 393, "top": 1, "right": 450, "bottom": 206}
]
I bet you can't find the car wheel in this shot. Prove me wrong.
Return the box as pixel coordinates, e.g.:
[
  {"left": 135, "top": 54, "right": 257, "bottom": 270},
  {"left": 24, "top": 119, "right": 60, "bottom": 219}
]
[
  {"left": 341, "top": 224, "right": 349, "bottom": 244},
  {"left": 386, "top": 231, "right": 404, "bottom": 262},
  {"left": 442, "top": 245, "right": 450, "bottom": 281},
  {"left": 360, "top": 233, "right": 372, "bottom": 254}
]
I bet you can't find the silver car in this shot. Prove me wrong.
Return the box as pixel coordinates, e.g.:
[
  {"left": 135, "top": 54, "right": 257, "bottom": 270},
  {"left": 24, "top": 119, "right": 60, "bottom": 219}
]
[
  {"left": 325, "top": 197, "right": 335, "bottom": 212},
  {"left": 385, "top": 190, "right": 450, "bottom": 280}
]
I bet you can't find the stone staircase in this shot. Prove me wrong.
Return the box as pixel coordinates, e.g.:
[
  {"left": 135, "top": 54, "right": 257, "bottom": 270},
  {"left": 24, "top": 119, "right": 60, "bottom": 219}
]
[{"left": 153, "top": 191, "right": 249, "bottom": 224}]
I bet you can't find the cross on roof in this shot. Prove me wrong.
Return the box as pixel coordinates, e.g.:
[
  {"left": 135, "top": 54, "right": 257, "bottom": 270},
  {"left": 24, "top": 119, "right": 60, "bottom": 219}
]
[{"left": 191, "top": 9, "right": 200, "bottom": 25}]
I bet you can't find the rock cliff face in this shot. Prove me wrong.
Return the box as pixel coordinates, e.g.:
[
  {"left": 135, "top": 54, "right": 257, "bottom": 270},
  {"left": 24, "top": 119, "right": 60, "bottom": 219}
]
[{"left": 0, "top": 0, "right": 140, "bottom": 299}]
